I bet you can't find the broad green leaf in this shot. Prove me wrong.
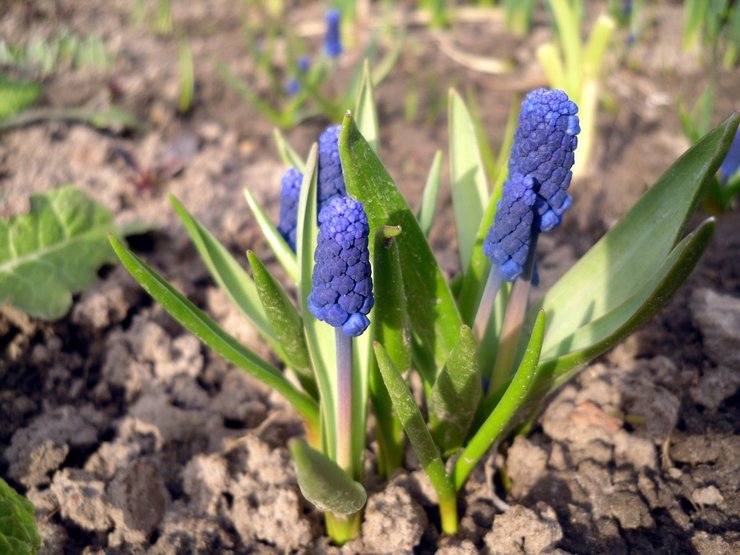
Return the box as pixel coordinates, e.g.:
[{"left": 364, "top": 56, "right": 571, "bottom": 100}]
[
  {"left": 417, "top": 150, "right": 443, "bottom": 237},
  {"left": 109, "top": 236, "right": 319, "bottom": 427},
  {"left": 370, "top": 227, "right": 409, "bottom": 475},
  {"left": 538, "top": 218, "right": 714, "bottom": 388},
  {"left": 429, "top": 325, "right": 481, "bottom": 453},
  {"left": 169, "top": 195, "right": 276, "bottom": 347},
  {"left": 0, "top": 478, "right": 40, "bottom": 555},
  {"left": 448, "top": 89, "right": 489, "bottom": 272},
  {"left": 373, "top": 342, "right": 455, "bottom": 505},
  {"left": 296, "top": 145, "right": 338, "bottom": 459},
  {"left": 0, "top": 186, "right": 118, "bottom": 320},
  {"left": 536, "top": 113, "right": 740, "bottom": 354},
  {"left": 273, "top": 128, "right": 306, "bottom": 172},
  {"left": 354, "top": 59, "right": 380, "bottom": 154},
  {"left": 0, "top": 73, "right": 40, "bottom": 119},
  {"left": 289, "top": 439, "right": 366, "bottom": 515},
  {"left": 453, "top": 310, "right": 545, "bottom": 491},
  {"left": 246, "top": 250, "right": 315, "bottom": 398},
  {"left": 339, "top": 114, "right": 462, "bottom": 372},
  {"left": 243, "top": 188, "right": 299, "bottom": 283}
]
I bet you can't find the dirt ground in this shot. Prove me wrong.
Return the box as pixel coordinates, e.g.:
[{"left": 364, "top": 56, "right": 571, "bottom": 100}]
[{"left": 1, "top": 1, "right": 739, "bottom": 554}]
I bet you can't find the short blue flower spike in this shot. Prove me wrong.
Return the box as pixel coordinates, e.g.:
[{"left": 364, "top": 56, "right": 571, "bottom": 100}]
[
  {"left": 277, "top": 167, "right": 303, "bottom": 251},
  {"left": 484, "top": 88, "right": 580, "bottom": 281},
  {"left": 720, "top": 128, "right": 740, "bottom": 183},
  {"left": 285, "top": 56, "right": 311, "bottom": 97},
  {"left": 324, "top": 9, "right": 343, "bottom": 58},
  {"left": 308, "top": 196, "right": 374, "bottom": 337},
  {"left": 318, "top": 124, "right": 347, "bottom": 206}
]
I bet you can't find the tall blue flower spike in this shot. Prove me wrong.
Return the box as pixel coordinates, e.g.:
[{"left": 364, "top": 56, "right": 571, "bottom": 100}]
[
  {"left": 324, "top": 9, "right": 343, "bottom": 58},
  {"left": 318, "top": 124, "right": 347, "bottom": 206},
  {"left": 278, "top": 167, "right": 303, "bottom": 251},
  {"left": 484, "top": 88, "right": 580, "bottom": 282},
  {"left": 308, "top": 196, "right": 374, "bottom": 337}
]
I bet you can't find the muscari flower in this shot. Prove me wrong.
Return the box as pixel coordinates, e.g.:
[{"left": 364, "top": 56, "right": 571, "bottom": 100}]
[
  {"left": 484, "top": 88, "right": 580, "bottom": 281},
  {"left": 318, "top": 124, "right": 347, "bottom": 205},
  {"left": 324, "top": 9, "right": 343, "bottom": 58},
  {"left": 285, "top": 56, "right": 311, "bottom": 97},
  {"left": 278, "top": 167, "right": 303, "bottom": 251},
  {"left": 719, "top": 128, "right": 740, "bottom": 183},
  {"left": 308, "top": 196, "right": 374, "bottom": 337}
]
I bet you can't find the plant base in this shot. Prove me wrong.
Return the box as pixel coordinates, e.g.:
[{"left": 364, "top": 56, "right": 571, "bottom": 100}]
[{"left": 325, "top": 511, "right": 361, "bottom": 545}]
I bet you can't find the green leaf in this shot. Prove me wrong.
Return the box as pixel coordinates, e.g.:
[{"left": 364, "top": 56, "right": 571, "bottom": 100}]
[
  {"left": 0, "top": 185, "right": 118, "bottom": 320},
  {"left": 289, "top": 439, "right": 366, "bottom": 515},
  {"left": 296, "top": 145, "right": 337, "bottom": 457},
  {"left": 370, "top": 227, "right": 410, "bottom": 475},
  {"left": 273, "top": 128, "right": 306, "bottom": 172},
  {"left": 453, "top": 310, "right": 545, "bottom": 491},
  {"left": 177, "top": 40, "right": 194, "bottom": 113},
  {"left": 169, "top": 195, "right": 276, "bottom": 347},
  {"left": 373, "top": 342, "right": 456, "bottom": 504},
  {"left": 243, "top": 188, "right": 299, "bottom": 283},
  {"left": 538, "top": 218, "right": 715, "bottom": 387},
  {"left": 0, "top": 478, "right": 40, "bottom": 555},
  {"left": 354, "top": 59, "right": 380, "bottom": 154},
  {"left": 417, "top": 150, "right": 443, "bottom": 237},
  {"left": 339, "top": 114, "right": 462, "bottom": 373},
  {"left": 536, "top": 113, "right": 740, "bottom": 354},
  {"left": 429, "top": 325, "right": 481, "bottom": 453},
  {"left": 246, "top": 250, "right": 316, "bottom": 397},
  {"left": 108, "top": 235, "right": 319, "bottom": 427},
  {"left": 0, "top": 73, "right": 40, "bottom": 119},
  {"left": 448, "top": 89, "right": 489, "bottom": 272}
]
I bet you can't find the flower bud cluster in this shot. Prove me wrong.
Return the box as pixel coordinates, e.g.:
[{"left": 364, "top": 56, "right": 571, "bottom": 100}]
[{"left": 485, "top": 88, "right": 580, "bottom": 281}]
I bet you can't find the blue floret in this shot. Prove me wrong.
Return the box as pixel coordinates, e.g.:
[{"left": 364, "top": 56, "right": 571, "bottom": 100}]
[
  {"left": 277, "top": 167, "right": 303, "bottom": 251},
  {"left": 308, "top": 196, "right": 374, "bottom": 337},
  {"left": 484, "top": 88, "right": 580, "bottom": 281},
  {"left": 720, "top": 129, "right": 740, "bottom": 183},
  {"left": 318, "top": 125, "right": 347, "bottom": 206},
  {"left": 324, "top": 9, "right": 343, "bottom": 58}
]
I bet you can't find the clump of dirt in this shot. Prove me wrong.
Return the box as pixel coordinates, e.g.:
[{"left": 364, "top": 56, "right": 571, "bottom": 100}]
[{"left": 1, "top": 1, "right": 739, "bottom": 553}]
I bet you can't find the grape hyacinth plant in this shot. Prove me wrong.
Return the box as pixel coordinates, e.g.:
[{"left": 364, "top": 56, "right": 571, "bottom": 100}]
[{"left": 110, "top": 62, "right": 739, "bottom": 542}]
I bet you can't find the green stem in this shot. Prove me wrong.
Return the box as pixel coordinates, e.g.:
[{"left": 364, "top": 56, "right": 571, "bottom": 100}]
[
  {"left": 325, "top": 511, "right": 361, "bottom": 545},
  {"left": 336, "top": 329, "right": 353, "bottom": 475},
  {"left": 472, "top": 267, "right": 503, "bottom": 341}
]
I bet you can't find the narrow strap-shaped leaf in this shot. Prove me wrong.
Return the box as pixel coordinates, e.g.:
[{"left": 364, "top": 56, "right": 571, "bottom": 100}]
[
  {"left": 109, "top": 236, "right": 319, "bottom": 427},
  {"left": 535, "top": 113, "right": 740, "bottom": 354},
  {"left": 296, "top": 145, "right": 337, "bottom": 457},
  {"left": 289, "top": 439, "right": 366, "bottom": 516},
  {"left": 539, "top": 218, "right": 715, "bottom": 388},
  {"left": 169, "top": 195, "right": 276, "bottom": 347},
  {"left": 246, "top": 250, "right": 316, "bottom": 398},
  {"left": 448, "top": 89, "right": 489, "bottom": 273},
  {"left": 354, "top": 59, "right": 380, "bottom": 154},
  {"left": 340, "top": 113, "right": 462, "bottom": 373},
  {"left": 273, "top": 127, "right": 306, "bottom": 172},
  {"left": 373, "top": 342, "right": 456, "bottom": 507},
  {"left": 453, "top": 310, "right": 545, "bottom": 491},
  {"left": 417, "top": 150, "right": 443, "bottom": 237},
  {"left": 429, "top": 325, "right": 481, "bottom": 453},
  {"left": 370, "top": 227, "right": 410, "bottom": 475},
  {"left": 243, "top": 188, "right": 299, "bottom": 283}
]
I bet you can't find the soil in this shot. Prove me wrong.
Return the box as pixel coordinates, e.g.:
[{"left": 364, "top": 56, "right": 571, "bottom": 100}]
[{"left": 1, "top": 2, "right": 739, "bottom": 554}]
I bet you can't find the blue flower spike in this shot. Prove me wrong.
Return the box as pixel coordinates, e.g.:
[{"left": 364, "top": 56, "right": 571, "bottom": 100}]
[
  {"left": 484, "top": 88, "right": 580, "bottom": 282},
  {"left": 308, "top": 196, "right": 374, "bottom": 337},
  {"left": 318, "top": 124, "right": 347, "bottom": 206},
  {"left": 476, "top": 88, "right": 580, "bottom": 391},
  {"left": 285, "top": 56, "right": 311, "bottom": 97},
  {"left": 277, "top": 167, "right": 304, "bottom": 251},
  {"left": 324, "top": 9, "right": 343, "bottom": 58}
]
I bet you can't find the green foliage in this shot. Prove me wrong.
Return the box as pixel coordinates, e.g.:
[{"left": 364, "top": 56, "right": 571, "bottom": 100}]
[
  {"left": 178, "top": 41, "right": 195, "bottom": 113},
  {"left": 683, "top": 0, "right": 740, "bottom": 67},
  {"left": 0, "top": 478, "right": 39, "bottom": 555},
  {"left": 0, "top": 32, "right": 111, "bottom": 76},
  {"left": 0, "top": 74, "right": 40, "bottom": 120},
  {"left": 0, "top": 186, "right": 120, "bottom": 320}
]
